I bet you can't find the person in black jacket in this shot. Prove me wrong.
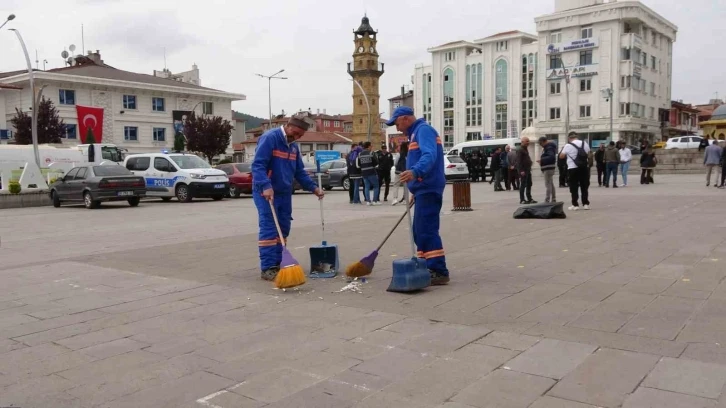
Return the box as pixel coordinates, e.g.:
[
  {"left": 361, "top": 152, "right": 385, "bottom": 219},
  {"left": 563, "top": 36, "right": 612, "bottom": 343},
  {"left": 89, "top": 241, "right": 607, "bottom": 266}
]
[
  {"left": 594, "top": 144, "right": 606, "bottom": 186},
  {"left": 480, "top": 151, "right": 488, "bottom": 182},
  {"left": 391, "top": 141, "right": 408, "bottom": 205},
  {"left": 375, "top": 144, "right": 394, "bottom": 202},
  {"left": 346, "top": 146, "right": 363, "bottom": 204},
  {"left": 538, "top": 137, "right": 558, "bottom": 202},
  {"left": 490, "top": 147, "right": 504, "bottom": 191},
  {"left": 557, "top": 146, "right": 568, "bottom": 188},
  {"left": 640, "top": 146, "right": 657, "bottom": 185}
]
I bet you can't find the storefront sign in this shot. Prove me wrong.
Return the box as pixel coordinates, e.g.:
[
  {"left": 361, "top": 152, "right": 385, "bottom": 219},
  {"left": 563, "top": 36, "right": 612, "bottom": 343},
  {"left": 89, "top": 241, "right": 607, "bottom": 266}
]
[
  {"left": 546, "top": 37, "right": 599, "bottom": 54},
  {"left": 546, "top": 64, "right": 598, "bottom": 80},
  {"left": 570, "top": 124, "right": 590, "bottom": 130}
]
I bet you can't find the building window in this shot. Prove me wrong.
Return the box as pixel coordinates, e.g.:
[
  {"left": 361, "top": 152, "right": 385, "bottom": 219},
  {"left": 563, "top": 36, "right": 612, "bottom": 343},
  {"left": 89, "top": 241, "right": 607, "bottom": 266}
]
[
  {"left": 202, "top": 102, "right": 213, "bottom": 115},
  {"left": 579, "top": 105, "right": 591, "bottom": 118},
  {"left": 620, "top": 75, "right": 631, "bottom": 88},
  {"left": 445, "top": 51, "right": 455, "bottom": 61},
  {"left": 549, "top": 54, "right": 562, "bottom": 69},
  {"left": 621, "top": 48, "right": 631, "bottom": 61},
  {"left": 650, "top": 82, "right": 656, "bottom": 96},
  {"left": 393, "top": 101, "right": 401, "bottom": 109},
  {"left": 549, "top": 31, "right": 561, "bottom": 44},
  {"left": 550, "top": 82, "right": 561, "bottom": 94},
  {"left": 495, "top": 104, "right": 508, "bottom": 137},
  {"left": 580, "top": 79, "right": 591, "bottom": 92},
  {"left": 152, "top": 97, "right": 165, "bottom": 112},
  {"left": 620, "top": 103, "right": 630, "bottom": 115},
  {"left": 372, "top": 99, "right": 375, "bottom": 105},
  {"left": 650, "top": 107, "right": 655, "bottom": 119},
  {"left": 466, "top": 132, "right": 481, "bottom": 141},
  {"left": 495, "top": 59, "right": 508, "bottom": 103},
  {"left": 153, "top": 127, "right": 166, "bottom": 142},
  {"left": 550, "top": 107, "right": 561, "bottom": 120},
  {"left": 323, "top": 120, "right": 331, "bottom": 127},
  {"left": 496, "top": 41, "right": 508, "bottom": 51},
  {"left": 443, "top": 110, "right": 454, "bottom": 149},
  {"left": 123, "top": 95, "right": 136, "bottom": 110},
  {"left": 443, "top": 67, "right": 455, "bottom": 109},
  {"left": 581, "top": 26, "right": 593, "bottom": 39},
  {"left": 64, "top": 124, "right": 77, "bottom": 139},
  {"left": 59, "top": 89, "right": 75, "bottom": 105},
  {"left": 423, "top": 73, "right": 432, "bottom": 123},
  {"left": 652, "top": 31, "right": 657, "bottom": 47},
  {"left": 124, "top": 126, "right": 138, "bottom": 141},
  {"left": 477, "top": 107, "right": 482, "bottom": 126},
  {"left": 579, "top": 50, "right": 593, "bottom": 65},
  {"left": 359, "top": 99, "right": 363, "bottom": 105},
  {"left": 334, "top": 121, "right": 340, "bottom": 127},
  {"left": 651, "top": 56, "right": 657, "bottom": 70},
  {"left": 641, "top": 52, "right": 647, "bottom": 66}
]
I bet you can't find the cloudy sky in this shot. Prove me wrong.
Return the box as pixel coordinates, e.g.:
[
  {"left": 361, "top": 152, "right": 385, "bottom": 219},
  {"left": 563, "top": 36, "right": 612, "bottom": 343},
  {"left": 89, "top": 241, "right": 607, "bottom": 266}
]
[{"left": 1, "top": 0, "right": 723, "bottom": 120}]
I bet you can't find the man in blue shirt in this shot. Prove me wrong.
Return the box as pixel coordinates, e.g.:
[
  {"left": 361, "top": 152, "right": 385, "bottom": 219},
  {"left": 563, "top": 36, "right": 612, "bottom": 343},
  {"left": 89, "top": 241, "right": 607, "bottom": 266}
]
[
  {"left": 251, "top": 114, "right": 324, "bottom": 281},
  {"left": 386, "top": 107, "right": 449, "bottom": 285}
]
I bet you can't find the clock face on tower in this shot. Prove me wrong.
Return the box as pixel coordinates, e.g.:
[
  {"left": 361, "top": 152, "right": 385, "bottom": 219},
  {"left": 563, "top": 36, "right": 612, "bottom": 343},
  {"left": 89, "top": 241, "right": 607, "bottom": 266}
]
[
  {"left": 358, "top": 46, "right": 364, "bottom": 53},
  {"left": 370, "top": 47, "right": 375, "bottom": 53}
]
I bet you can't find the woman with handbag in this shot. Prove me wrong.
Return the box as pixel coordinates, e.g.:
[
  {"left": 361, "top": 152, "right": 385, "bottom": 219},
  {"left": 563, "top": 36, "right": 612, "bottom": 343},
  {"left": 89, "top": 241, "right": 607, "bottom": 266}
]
[{"left": 640, "top": 146, "right": 657, "bottom": 184}]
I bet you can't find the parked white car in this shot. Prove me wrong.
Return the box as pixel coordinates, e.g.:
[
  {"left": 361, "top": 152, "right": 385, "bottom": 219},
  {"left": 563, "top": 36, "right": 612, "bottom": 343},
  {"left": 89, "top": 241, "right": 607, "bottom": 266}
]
[
  {"left": 664, "top": 136, "right": 703, "bottom": 149},
  {"left": 444, "top": 155, "right": 469, "bottom": 181}
]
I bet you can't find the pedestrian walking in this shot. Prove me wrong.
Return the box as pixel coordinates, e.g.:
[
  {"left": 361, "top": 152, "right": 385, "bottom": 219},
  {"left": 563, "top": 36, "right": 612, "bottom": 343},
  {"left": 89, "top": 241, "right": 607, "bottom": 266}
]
[
  {"left": 560, "top": 131, "right": 591, "bottom": 210},
  {"left": 517, "top": 137, "right": 536, "bottom": 204},
  {"left": 704, "top": 140, "right": 723, "bottom": 187},
  {"left": 390, "top": 141, "right": 408, "bottom": 205},
  {"left": 491, "top": 147, "right": 504, "bottom": 191},
  {"left": 357, "top": 142, "right": 380, "bottom": 205},
  {"left": 618, "top": 142, "right": 632, "bottom": 187},
  {"left": 376, "top": 144, "right": 394, "bottom": 202},
  {"left": 251, "top": 115, "right": 324, "bottom": 281},
  {"left": 386, "top": 106, "right": 450, "bottom": 285},
  {"left": 537, "top": 136, "right": 557, "bottom": 203},
  {"left": 594, "top": 144, "right": 605, "bottom": 186},
  {"left": 500, "top": 147, "right": 511, "bottom": 190},
  {"left": 507, "top": 145, "right": 520, "bottom": 190},
  {"left": 640, "top": 146, "right": 657, "bottom": 184},
  {"left": 603, "top": 141, "right": 620, "bottom": 188}
]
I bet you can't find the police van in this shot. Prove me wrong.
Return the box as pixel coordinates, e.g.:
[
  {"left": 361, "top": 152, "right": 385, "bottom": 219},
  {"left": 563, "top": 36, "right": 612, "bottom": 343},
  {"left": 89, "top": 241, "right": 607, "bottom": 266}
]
[{"left": 124, "top": 153, "right": 229, "bottom": 202}]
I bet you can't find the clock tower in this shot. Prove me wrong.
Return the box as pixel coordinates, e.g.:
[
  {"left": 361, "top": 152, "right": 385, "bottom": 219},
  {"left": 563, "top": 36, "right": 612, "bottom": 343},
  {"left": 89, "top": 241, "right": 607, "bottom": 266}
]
[{"left": 347, "top": 15, "right": 384, "bottom": 146}]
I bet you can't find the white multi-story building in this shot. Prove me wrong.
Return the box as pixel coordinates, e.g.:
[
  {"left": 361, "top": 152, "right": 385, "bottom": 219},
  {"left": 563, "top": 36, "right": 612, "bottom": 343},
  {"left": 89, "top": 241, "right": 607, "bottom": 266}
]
[
  {"left": 0, "top": 51, "right": 246, "bottom": 155},
  {"left": 413, "top": 0, "right": 677, "bottom": 149}
]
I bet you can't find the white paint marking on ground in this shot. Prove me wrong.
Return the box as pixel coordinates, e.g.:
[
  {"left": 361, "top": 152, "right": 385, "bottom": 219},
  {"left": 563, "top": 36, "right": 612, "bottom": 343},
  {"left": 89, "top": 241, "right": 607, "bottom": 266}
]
[
  {"left": 197, "top": 381, "right": 247, "bottom": 408},
  {"left": 295, "top": 246, "right": 306, "bottom": 249}
]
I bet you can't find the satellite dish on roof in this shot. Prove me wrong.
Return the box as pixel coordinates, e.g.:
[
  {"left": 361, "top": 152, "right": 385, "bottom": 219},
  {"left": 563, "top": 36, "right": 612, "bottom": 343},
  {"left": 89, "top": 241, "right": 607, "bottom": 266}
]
[
  {"left": 61, "top": 50, "right": 69, "bottom": 59},
  {"left": 69, "top": 44, "right": 76, "bottom": 52}
]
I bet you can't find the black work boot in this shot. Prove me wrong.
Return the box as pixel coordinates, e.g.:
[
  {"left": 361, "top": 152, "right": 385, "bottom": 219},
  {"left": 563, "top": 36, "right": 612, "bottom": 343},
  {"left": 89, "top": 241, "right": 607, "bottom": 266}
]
[
  {"left": 429, "top": 270, "right": 450, "bottom": 285},
  {"left": 261, "top": 266, "right": 280, "bottom": 281}
]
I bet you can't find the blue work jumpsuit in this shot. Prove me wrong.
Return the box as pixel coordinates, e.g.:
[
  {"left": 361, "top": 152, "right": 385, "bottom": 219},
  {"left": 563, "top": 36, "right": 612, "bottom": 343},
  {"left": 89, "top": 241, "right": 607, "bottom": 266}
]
[
  {"left": 251, "top": 127, "right": 317, "bottom": 271},
  {"left": 406, "top": 118, "right": 449, "bottom": 276}
]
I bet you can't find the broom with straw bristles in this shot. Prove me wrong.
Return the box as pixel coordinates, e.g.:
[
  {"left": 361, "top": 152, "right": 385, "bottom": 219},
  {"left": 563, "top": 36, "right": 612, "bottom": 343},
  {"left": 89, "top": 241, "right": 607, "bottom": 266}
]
[
  {"left": 345, "top": 200, "right": 414, "bottom": 278},
  {"left": 269, "top": 200, "right": 306, "bottom": 289}
]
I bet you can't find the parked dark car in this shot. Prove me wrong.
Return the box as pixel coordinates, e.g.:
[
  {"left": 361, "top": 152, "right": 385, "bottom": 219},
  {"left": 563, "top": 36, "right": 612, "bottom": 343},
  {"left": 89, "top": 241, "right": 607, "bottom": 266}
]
[
  {"left": 293, "top": 162, "right": 331, "bottom": 193},
  {"left": 49, "top": 165, "right": 146, "bottom": 209},
  {"left": 216, "top": 163, "right": 252, "bottom": 198},
  {"left": 321, "top": 159, "right": 349, "bottom": 190}
]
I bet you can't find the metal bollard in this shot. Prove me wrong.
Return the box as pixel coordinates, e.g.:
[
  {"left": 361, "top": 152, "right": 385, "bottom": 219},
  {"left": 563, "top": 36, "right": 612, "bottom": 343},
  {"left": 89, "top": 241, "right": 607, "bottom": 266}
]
[{"left": 452, "top": 181, "right": 473, "bottom": 211}]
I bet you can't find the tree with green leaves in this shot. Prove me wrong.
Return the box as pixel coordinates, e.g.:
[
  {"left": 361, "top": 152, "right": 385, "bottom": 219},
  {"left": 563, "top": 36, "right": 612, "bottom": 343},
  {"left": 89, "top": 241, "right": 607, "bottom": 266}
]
[
  {"left": 9, "top": 97, "right": 66, "bottom": 144},
  {"left": 184, "top": 114, "right": 233, "bottom": 163},
  {"left": 85, "top": 128, "right": 96, "bottom": 144},
  {"left": 173, "top": 131, "right": 186, "bottom": 153}
]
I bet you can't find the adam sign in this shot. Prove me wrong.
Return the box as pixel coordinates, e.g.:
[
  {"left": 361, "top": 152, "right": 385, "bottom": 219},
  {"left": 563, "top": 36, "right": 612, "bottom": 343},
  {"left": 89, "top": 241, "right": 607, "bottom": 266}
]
[{"left": 546, "top": 64, "right": 599, "bottom": 80}]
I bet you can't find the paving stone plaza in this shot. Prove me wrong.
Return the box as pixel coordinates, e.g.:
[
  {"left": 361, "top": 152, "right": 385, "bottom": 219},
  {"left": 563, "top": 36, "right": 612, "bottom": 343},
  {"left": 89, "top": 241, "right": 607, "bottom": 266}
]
[{"left": 2, "top": 174, "right": 726, "bottom": 408}]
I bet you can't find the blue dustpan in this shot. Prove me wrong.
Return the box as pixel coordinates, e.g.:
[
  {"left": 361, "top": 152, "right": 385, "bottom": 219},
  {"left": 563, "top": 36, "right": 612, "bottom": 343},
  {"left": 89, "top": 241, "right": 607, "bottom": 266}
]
[
  {"left": 309, "top": 166, "right": 338, "bottom": 278},
  {"left": 387, "top": 186, "right": 430, "bottom": 292}
]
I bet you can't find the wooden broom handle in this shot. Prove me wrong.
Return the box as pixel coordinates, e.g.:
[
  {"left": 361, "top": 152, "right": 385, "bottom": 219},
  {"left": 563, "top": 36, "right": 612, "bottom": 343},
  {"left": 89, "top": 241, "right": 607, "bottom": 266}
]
[
  {"left": 268, "top": 200, "right": 286, "bottom": 248},
  {"left": 375, "top": 200, "right": 414, "bottom": 252}
]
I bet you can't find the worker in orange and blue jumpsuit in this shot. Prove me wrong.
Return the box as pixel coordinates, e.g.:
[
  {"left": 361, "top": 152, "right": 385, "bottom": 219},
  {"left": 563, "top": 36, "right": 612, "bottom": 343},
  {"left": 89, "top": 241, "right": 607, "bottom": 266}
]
[
  {"left": 386, "top": 106, "right": 450, "bottom": 285},
  {"left": 251, "top": 115, "right": 324, "bottom": 281}
]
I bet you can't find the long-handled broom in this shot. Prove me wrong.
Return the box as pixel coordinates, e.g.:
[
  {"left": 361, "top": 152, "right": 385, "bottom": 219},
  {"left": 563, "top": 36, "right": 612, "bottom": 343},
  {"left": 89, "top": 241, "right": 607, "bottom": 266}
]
[
  {"left": 269, "top": 200, "right": 306, "bottom": 289},
  {"left": 345, "top": 200, "right": 414, "bottom": 278}
]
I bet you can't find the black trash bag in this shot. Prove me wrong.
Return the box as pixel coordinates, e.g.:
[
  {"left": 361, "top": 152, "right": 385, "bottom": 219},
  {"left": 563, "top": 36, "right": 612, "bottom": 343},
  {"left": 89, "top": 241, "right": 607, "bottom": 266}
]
[{"left": 513, "top": 202, "right": 567, "bottom": 219}]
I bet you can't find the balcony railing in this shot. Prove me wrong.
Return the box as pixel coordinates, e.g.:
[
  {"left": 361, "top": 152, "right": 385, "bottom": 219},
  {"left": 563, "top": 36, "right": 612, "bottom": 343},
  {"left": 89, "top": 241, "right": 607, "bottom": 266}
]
[{"left": 347, "top": 61, "right": 385, "bottom": 75}]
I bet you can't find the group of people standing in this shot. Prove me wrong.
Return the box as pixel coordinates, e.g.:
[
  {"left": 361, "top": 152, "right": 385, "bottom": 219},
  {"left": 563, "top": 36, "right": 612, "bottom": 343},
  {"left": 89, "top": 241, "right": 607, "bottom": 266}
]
[
  {"left": 461, "top": 145, "right": 521, "bottom": 191},
  {"left": 345, "top": 141, "right": 407, "bottom": 206},
  {"left": 703, "top": 136, "right": 726, "bottom": 188}
]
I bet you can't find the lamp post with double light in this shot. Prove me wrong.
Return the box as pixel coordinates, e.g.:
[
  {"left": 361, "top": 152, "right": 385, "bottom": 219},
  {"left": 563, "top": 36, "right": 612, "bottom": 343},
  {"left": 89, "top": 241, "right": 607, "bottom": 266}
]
[
  {"left": 601, "top": 84, "right": 614, "bottom": 143},
  {"left": 0, "top": 14, "right": 15, "bottom": 30},
  {"left": 256, "top": 69, "right": 287, "bottom": 127}
]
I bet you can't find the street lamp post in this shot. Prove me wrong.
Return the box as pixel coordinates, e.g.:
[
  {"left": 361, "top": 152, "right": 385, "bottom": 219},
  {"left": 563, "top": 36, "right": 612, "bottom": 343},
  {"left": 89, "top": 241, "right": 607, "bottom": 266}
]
[
  {"left": 351, "top": 79, "right": 371, "bottom": 143},
  {"left": 9, "top": 28, "right": 41, "bottom": 169},
  {"left": 556, "top": 55, "right": 571, "bottom": 137},
  {"left": 256, "top": 70, "right": 287, "bottom": 126},
  {"left": 601, "top": 84, "right": 614, "bottom": 143},
  {"left": 0, "top": 14, "right": 15, "bottom": 30}
]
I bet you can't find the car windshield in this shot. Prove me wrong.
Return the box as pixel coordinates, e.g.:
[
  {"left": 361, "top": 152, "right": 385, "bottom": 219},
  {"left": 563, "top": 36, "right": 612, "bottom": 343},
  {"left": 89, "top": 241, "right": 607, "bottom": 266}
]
[
  {"left": 448, "top": 156, "right": 465, "bottom": 163},
  {"left": 170, "top": 155, "right": 211, "bottom": 169},
  {"left": 93, "top": 166, "right": 132, "bottom": 176},
  {"left": 320, "top": 161, "right": 335, "bottom": 170},
  {"left": 234, "top": 163, "right": 251, "bottom": 172}
]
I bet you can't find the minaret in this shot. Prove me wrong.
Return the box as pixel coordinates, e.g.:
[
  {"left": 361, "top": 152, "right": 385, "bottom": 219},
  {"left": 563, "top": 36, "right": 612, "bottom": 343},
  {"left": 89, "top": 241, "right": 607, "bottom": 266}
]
[{"left": 347, "top": 15, "right": 384, "bottom": 145}]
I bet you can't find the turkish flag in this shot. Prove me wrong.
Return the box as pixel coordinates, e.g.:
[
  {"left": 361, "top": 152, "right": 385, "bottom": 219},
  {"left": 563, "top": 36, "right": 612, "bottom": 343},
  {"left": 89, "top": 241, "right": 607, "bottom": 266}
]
[{"left": 76, "top": 105, "right": 104, "bottom": 143}]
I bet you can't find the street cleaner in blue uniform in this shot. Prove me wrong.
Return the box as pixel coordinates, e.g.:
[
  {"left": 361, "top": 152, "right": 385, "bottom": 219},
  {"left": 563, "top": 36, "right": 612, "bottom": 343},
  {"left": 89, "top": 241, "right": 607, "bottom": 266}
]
[
  {"left": 386, "top": 106, "right": 450, "bottom": 285},
  {"left": 251, "top": 114, "right": 324, "bottom": 281}
]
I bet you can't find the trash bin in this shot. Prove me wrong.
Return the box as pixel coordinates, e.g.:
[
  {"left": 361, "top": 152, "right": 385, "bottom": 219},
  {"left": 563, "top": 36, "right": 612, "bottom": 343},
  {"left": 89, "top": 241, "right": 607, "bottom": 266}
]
[{"left": 452, "top": 181, "right": 472, "bottom": 211}]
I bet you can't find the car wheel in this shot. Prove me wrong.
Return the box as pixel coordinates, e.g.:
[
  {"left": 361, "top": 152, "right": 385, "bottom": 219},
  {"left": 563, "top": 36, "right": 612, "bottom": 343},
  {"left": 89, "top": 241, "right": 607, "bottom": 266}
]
[
  {"left": 342, "top": 177, "right": 350, "bottom": 191},
  {"left": 161, "top": 197, "right": 172, "bottom": 202},
  {"left": 84, "top": 192, "right": 99, "bottom": 209},
  {"left": 176, "top": 184, "right": 192, "bottom": 202},
  {"left": 51, "top": 191, "right": 61, "bottom": 208},
  {"left": 229, "top": 185, "right": 241, "bottom": 198},
  {"left": 127, "top": 197, "right": 141, "bottom": 207},
  {"left": 212, "top": 195, "right": 224, "bottom": 201}
]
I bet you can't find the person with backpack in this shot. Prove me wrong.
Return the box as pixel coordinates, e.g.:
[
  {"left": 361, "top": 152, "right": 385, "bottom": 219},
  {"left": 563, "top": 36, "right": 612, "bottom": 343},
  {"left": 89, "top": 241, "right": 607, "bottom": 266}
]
[
  {"left": 347, "top": 144, "right": 363, "bottom": 204},
  {"left": 560, "top": 131, "right": 591, "bottom": 211}
]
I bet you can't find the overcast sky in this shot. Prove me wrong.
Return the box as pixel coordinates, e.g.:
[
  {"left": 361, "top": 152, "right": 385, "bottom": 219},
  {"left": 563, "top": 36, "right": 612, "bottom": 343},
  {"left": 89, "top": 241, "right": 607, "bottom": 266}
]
[{"left": 1, "top": 0, "right": 724, "bottom": 120}]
